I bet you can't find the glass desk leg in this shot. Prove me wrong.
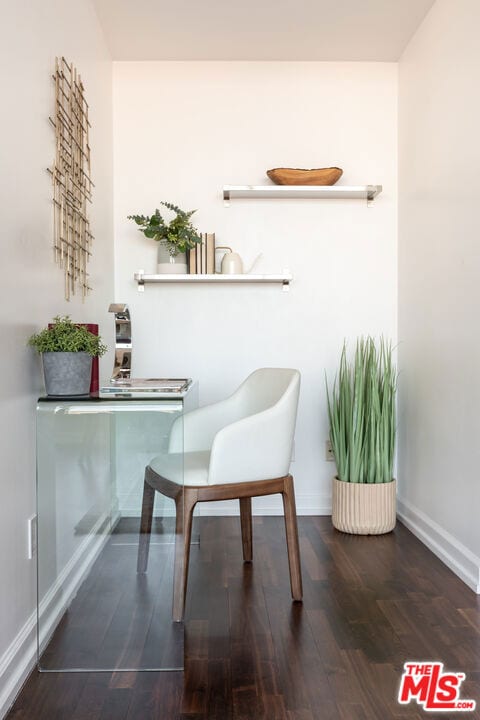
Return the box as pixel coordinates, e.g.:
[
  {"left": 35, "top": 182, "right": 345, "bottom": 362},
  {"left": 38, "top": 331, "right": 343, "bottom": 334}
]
[{"left": 36, "top": 400, "right": 184, "bottom": 672}]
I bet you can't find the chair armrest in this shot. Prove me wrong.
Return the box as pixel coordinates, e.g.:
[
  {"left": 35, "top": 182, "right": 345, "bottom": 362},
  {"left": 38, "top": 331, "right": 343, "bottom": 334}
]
[
  {"left": 208, "top": 404, "right": 296, "bottom": 485},
  {"left": 168, "top": 396, "right": 244, "bottom": 453}
]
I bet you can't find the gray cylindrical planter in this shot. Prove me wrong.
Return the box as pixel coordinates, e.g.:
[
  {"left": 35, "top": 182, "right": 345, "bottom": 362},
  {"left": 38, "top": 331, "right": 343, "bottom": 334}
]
[
  {"left": 42, "top": 352, "right": 92, "bottom": 396},
  {"left": 332, "top": 477, "right": 396, "bottom": 535}
]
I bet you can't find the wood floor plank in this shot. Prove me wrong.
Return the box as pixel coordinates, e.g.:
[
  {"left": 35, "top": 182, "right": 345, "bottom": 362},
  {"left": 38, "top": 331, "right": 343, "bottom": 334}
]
[
  {"left": 205, "top": 659, "right": 233, "bottom": 720},
  {"left": 69, "top": 674, "right": 113, "bottom": 720},
  {"left": 98, "top": 688, "right": 132, "bottom": 720}
]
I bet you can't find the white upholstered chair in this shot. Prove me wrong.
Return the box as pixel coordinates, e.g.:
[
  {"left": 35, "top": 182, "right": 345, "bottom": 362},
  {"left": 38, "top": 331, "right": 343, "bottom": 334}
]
[{"left": 137, "top": 368, "right": 302, "bottom": 621}]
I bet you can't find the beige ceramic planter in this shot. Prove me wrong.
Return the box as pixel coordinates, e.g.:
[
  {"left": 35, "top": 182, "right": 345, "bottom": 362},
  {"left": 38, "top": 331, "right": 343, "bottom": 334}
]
[{"left": 332, "top": 477, "right": 396, "bottom": 535}]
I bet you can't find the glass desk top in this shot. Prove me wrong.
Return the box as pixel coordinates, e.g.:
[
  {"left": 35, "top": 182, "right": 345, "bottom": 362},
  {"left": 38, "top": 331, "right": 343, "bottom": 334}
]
[{"left": 36, "top": 385, "right": 197, "bottom": 673}]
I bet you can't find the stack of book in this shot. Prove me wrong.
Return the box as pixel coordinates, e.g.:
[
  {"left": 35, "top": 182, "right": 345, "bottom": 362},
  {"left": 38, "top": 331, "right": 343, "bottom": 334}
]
[
  {"left": 100, "top": 378, "right": 192, "bottom": 398},
  {"left": 188, "top": 232, "right": 215, "bottom": 274}
]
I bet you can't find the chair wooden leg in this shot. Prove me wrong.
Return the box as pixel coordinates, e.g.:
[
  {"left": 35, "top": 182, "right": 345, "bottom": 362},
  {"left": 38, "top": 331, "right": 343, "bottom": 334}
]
[
  {"left": 281, "top": 475, "right": 303, "bottom": 601},
  {"left": 173, "top": 488, "right": 197, "bottom": 622},
  {"left": 137, "top": 477, "right": 155, "bottom": 573},
  {"left": 239, "top": 497, "right": 253, "bottom": 562}
]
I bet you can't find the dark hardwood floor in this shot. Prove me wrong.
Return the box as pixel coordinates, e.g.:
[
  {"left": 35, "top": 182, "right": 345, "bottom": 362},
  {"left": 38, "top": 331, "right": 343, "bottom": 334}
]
[{"left": 7, "top": 517, "right": 480, "bottom": 720}]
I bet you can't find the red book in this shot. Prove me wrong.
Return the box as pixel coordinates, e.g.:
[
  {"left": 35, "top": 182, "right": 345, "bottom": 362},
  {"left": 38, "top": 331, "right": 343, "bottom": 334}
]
[{"left": 84, "top": 324, "right": 99, "bottom": 394}]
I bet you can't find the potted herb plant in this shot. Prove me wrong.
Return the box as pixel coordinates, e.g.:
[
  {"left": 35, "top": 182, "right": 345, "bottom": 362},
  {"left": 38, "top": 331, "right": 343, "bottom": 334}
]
[
  {"left": 326, "top": 337, "right": 397, "bottom": 534},
  {"left": 128, "top": 201, "right": 201, "bottom": 274},
  {"left": 28, "top": 316, "right": 107, "bottom": 396}
]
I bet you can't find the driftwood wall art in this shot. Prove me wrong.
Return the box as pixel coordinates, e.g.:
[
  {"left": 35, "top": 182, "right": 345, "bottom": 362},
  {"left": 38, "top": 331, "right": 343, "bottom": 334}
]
[{"left": 49, "top": 57, "right": 93, "bottom": 300}]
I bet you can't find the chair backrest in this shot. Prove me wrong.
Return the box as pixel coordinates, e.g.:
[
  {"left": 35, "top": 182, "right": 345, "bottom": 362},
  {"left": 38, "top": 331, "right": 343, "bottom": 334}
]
[
  {"left": 168, "top": 368, "right": 300, "bottom": 479},
  {"left": 206, "top": 368, "right": 301, "bottom": 484},
  {"left": 234, "top": 367, "right": 300, "bottom": 419}
]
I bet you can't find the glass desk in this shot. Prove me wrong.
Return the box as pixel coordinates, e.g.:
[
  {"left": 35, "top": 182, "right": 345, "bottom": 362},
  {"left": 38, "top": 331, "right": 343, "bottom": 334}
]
[{"left": 36, "top": 386, "right": 197, "bottom": 672}]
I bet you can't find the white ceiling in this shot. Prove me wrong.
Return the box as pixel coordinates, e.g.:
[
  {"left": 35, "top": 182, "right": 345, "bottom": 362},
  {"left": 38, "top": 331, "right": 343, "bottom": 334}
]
[{"left": 93, "top": 0, "right": 436, "bottom": 62}]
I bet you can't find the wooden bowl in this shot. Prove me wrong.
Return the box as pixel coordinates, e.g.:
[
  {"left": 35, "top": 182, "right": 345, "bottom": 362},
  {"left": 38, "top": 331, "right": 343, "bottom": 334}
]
[{"left": 266, "top": 167, "right": 343, "bottom": 186}]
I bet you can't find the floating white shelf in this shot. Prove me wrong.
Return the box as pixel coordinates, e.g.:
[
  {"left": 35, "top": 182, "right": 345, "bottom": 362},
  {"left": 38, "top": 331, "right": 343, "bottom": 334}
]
[
  {"left": 134, "top": 271, "right": 293, "bottom": 292},
  {"left": 223, "top": 184, "right": 382, "bottom": 202}
]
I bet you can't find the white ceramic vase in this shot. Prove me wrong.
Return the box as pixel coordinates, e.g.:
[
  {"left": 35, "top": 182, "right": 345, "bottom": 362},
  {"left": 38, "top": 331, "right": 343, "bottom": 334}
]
[{"left": 157, "top": 244, "right": 187, "bottom": 274}]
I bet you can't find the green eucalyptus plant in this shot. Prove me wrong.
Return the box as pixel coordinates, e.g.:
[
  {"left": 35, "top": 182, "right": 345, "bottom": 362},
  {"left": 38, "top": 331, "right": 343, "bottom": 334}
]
[
  {"left": 128, "top": 201, "right": 202, "bottom": 257},
  {"left": 326, "top": 337, "right": 396, "bottom": 484},
  {"left": 28, "top": 316, "right": 107, "bottom": 357}
]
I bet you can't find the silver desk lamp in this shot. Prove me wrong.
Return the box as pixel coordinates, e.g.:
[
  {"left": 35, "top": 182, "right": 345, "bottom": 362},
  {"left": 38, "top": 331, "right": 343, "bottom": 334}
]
[
  {"left": 102, "top": 303, "right": 191, "bottom": 395},
  {"left": 108, "top": 303, "right": 132, "bottom": 383}
]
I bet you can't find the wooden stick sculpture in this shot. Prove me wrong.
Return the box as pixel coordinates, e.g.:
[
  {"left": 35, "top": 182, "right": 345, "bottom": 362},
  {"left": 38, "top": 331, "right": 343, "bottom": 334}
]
[{"left": 49, "top": 57, "right": 94, "bottom": 300}]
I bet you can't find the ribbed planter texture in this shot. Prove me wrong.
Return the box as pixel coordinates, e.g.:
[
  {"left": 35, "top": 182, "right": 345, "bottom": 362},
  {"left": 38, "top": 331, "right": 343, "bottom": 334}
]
[
  {"left": 157, "top": 245, "right": 187, "bottom": 274},
  {"left": 332, "top": 477, "right": 396, "bottom": 535},
  {"left": 42, "top": 352, "right": 92, "bottom": 396}
]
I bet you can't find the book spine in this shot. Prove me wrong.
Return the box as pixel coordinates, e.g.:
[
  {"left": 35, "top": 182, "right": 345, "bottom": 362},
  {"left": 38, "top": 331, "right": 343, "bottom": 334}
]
[
  {"left": 201, "top": 233, "right": 207, "bottom": 274},
  {"left": 188, "top": 247, "right": 196, "bottom": 274},
  {"left": 196, "top": 238, "right": 202, "bottom": 274},
  {"left": 206, "top": 233, "right": 215, "bottom": 274},
  {"left": 84, "top": 324, "right": 100, "bottom": 394}
]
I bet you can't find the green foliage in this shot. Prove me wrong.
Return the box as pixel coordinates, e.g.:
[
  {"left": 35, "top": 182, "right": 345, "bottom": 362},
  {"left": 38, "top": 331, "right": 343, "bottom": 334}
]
[
  {"left": 326, "top": 337, "right": 397, "bottom": 484},
  {"left": 28, "top": 316, "right": 107, "bottom": 357},
  {"left": 128, "top": 201, "right": 202, "bottom": 256}
]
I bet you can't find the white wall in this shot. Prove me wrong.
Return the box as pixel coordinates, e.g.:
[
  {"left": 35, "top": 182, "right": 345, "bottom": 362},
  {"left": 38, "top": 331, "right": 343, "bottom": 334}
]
[
  {"left": 398, "top": 0, "right": 480, "bottom": 591},
  {"left": 113, "top": 61, "right": 398, "bottom": 515},
  {"left": 0, "top": 1, "right": 113, "bottom": 714}
]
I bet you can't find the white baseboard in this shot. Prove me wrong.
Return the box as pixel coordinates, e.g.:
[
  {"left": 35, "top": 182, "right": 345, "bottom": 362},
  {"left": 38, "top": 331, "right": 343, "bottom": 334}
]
[
  {"left": 0, "top": 613, "right": 37, "bottom": 720},
  {"left": 196, "top": 494, "right": 332, "bottom": 516},
  {"left": 0, "top": 512, "right": 114, "bottom": 720},
  {"left": 397, "top": 497, "right": 480, "bottom": 594}
]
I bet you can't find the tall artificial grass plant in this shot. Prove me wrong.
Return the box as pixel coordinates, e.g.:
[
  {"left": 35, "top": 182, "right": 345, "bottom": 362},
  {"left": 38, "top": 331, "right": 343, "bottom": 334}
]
[{"left": 326, "top": 337, "right": 396, "bottom": 484}]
